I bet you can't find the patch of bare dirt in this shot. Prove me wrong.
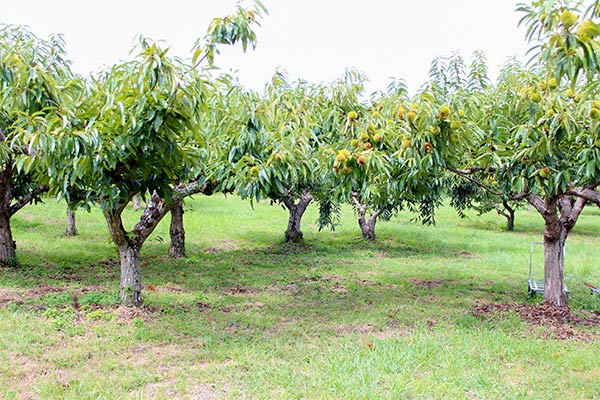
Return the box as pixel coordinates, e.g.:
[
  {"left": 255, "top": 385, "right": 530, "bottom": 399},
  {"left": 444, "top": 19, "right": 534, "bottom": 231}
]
[
  {"left": 204, "top": 240, "right": 242, "bottom": 253},
  {"left": 407, "top": 278, "right": 444, "bottom": 289},
  {"left": 0, "top": 285, "right": 66, "bottom": 307},
  {"left": 455, "top": 251, "right": 480, "bottom": 259},
  {"left": 225, "top": 284, "right": 257, "bottom": 295},
  {"left": 473, "top": 302, "right": 600, "bottom": 340},
  {"left": 332, "top": 322, "right": 408, "bottom": 339}
]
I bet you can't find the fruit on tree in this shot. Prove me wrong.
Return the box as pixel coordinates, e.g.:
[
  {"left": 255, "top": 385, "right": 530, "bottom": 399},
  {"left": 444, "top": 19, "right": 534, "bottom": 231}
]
[
  {"left": 590, "top": 108, "right": 600, "bottom": 120},
  {"left": 424, "top": 142, "right": 434, "bottom": 153},
  {"left": 397, "top": 106, "right": 405, "bottom": 120},
  {"left": 530, "top": 92, "right": 542, "bottom": 103},
  {"left": 401, "top": 137, "right": 411, "bottom": 149},
  {"left": 351, "top": 139, "right": 359, "bottom": 148},
  {"left": 438, "top": 105, "right": 450, "bottom": 119},
  {"left": 450, "top": 120, "right": 461, "bottom": 130},
  {"left": 566, "top": 88, "right": 575, "bottom": 98},
  {"left": 373, "top": 132, "right": 381, "bottom": 142},
  {"left": 364, "top": 142, "right": 372, "bottom": 149},
  {"left": 560, "top": 10, "right": 578, "bottom": 29},
  {"left": 548, "top": 78, "right": 558, "bottom": 90},
  {"left": 360, "top": 132, "right": 370, "bottom": 141},
  {"left": 357, "top": 155, "right": 366, "bottom": 165},
  {"left": 336, "top": 149, "right": 350, "bottom": 162},
  {"left": 539, "top": 167, "right": 551, "bottom": 179},
  {"left": 407, "top": 110, "right": 417, "bottom": 122},
  {"left": 577, "top": 19, "right": 600, "bottom": 38},
  {"left": 348, "top": 111, "right": 358, "bottom": 120},
  {"left": 250, "top": 166, "right": 260, "bottom": 177}
]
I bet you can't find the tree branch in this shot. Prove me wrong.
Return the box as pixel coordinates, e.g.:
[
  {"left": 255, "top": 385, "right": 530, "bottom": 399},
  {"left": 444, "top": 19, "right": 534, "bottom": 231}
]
[
  {"left": 445, "top": 165, "right": 502, "bottom": 196},
  {"left": 525, "top": 193, "right": 547, "bottom": 215},
  {"left": 104, "top": 204, "right": 129, "bottom": 247},
  {"left": 565, "top": 186, "right": 600, "bottom": 206},
  {"left": 9, "top": 184, "right": 48, "bottom": 216},
  {"left": 131, "top": 192, "right": 170, "bottom": 246}
]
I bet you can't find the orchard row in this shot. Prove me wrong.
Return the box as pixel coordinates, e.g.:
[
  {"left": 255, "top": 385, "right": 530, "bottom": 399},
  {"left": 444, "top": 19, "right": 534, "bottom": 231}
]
[{"left": 2, "top": 1, "right": 600, "bottom": 308}]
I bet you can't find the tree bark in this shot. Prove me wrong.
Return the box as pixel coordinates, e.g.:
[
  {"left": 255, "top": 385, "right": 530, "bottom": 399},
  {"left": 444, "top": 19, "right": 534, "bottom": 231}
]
[
  {"left": 506, "top": 207, "right": 515, "bottom": 232},
  {"left": 542, "top": 225, "right": 567, "bottom": 307},
  {"left": 496, "top": 200, "right": 515, "bottom": 232},
  {"left": 358, "top": 212, "right": 379, "bottom": 241},
  {"left": 526, "top": 194, "right": 586, "bottom": 307},
  {"left": 66, "top": 209, "right": 77, "bottom": 236},
  {"left": 103, "top": 182, "right": 217, "bottom": 307},
  {"left": 283, "top": 191, "right": 313, "bottom": 243},
  {"left": 118, "top": 244, "right": 142, "bottom": 306},
  {"left": 169, "top": 197, "right": 185, "bottom": 257},
  {"left": 0, "top": 211, "right": 16, "bottom": 265},
  {"left": 353, "top": 193, "right": 380, "bottom": 241}
]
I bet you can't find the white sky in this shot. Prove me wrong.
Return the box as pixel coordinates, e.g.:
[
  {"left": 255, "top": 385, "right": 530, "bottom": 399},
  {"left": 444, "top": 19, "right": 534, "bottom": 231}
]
[{"left": 3, "top": 0, "right": 530, "bottom": 94}]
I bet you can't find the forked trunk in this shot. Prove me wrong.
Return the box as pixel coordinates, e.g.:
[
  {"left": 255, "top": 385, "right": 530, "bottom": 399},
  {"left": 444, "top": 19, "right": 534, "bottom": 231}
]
[
  {"left": 0, "top": 211, "right": 16, "bottom": 265},
  {"left": 169, "top": 197, "right": 185, "bottom": 258},
  {"left": 543, "top": 225, "right": 568, "bottom": 307},
  {"left": 66, "top": 209, "right": 77, "bottom": 236},
  {"left": 496, "top": 201, "right": 515, "bottom": 232},
  {"left": 284, "top": 192, "right": 313, "bottom": 243},
  {"left": 119, "top": 244, "right": 142, "bottom": 306},
  {"left": 506, "top": 210, "right": 515, "bottom": 232},
  {"left": 358, "top": 210, "right": 379, "bottom": 241}
]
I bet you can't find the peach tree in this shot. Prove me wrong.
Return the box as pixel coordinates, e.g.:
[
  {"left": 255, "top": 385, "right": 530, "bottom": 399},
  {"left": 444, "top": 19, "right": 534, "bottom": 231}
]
[
  {"left": 0, "top": 25, "right": 76, "bottom": 265},
  {"left": 324, "top": 80, "right": 446, "bottom": 241},
  {"left": 28, "top": 3, "right": 266, "bottom": 306},
  {"left": 430, "top": 0, "right": 600, "bottom": 307},
  {"left": 222, "top": 71, "right": 353, "bottom": 242}
]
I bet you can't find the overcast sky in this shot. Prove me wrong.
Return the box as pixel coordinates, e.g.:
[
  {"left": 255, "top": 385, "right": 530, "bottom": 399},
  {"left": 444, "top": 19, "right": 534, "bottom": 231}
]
[{"left": 4, "top": 0, "right": 531, "bottom": 94}]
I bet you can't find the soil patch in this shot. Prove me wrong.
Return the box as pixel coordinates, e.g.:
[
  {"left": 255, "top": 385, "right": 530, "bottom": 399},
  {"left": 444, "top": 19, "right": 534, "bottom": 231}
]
[
  {"left": 408, "top": 278, "right": 444, "bottom": 289},
  {"left": 473, "top": 302, "right": 600, "bottom": 340}
]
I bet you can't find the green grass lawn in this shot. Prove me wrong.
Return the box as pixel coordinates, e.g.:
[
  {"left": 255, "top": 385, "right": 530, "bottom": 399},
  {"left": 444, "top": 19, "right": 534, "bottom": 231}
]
[{"left": 1, "top": 196, "right": 600, "bottom": 399}]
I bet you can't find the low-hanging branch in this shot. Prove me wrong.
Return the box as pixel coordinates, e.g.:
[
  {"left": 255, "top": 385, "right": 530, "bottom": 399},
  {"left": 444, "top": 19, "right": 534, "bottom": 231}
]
[{"left": 445, "top": 165, "right": 502, "bottom": 196}]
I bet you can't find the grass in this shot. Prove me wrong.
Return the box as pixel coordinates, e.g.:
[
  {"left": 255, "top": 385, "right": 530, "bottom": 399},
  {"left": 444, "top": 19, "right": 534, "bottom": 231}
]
[{"left": 1, "top": 196, "right": 600, "bottom": 399}]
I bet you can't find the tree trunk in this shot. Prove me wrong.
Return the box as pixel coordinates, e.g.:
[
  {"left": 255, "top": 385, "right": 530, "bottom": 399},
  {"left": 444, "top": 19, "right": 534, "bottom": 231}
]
[
  {"left": 506, "top": 209, "right": 515, "bottom": 232},
  {"left": 66, "top": 209, "right": 77, "bottom": 236},
  {"left": 0, "top": 211, "right": 16, "bottom": 265},
  {"left": 169, "top": 197, "right": 185, "bottom": 258},
  {"left": 542, "top": 221, "right": 568, "bottom": 307},
  {"left": 504, "top": 202, "right": 515, "bottom": 232},
  {"left": 284, "top": 192, "right": 313, "bottom": 243},
  {"left": 118, "top": 244, "right": 142, "bottom": 307},
  {"left": 358, "top": 210, "right": 379, "bottom": 241},
  {"left": 495, "top": 200, "right": 515, "bottom": 232},
  {"left": 132, "top": 194, "right": 142, "bottom": 210}
]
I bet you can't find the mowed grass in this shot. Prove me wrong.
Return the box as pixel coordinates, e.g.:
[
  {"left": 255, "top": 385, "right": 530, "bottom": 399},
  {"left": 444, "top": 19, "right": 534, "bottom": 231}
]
[{"left": 2, "top": 196, "right": 600, "bottom": 399}]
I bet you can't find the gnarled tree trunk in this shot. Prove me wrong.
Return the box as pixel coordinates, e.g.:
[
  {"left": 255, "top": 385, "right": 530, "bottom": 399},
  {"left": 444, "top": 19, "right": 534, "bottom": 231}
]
[
  {"left": 543, "top": 225, "right": 567, "bottom": 307},
  {"left": 169, "top": 197, "right": 185, "bottom": 258},
  {"left": 496, "top": 200, "right": 515, "bottom": 232},
  {"left": 527, "top": 194, "right": 586, "bottom": 308},
  {"left": 283, "top": 191, "right": 313, "bottom": 243},
  {"left": 0, "top": 211, "right": 16, "bottom": 264},
  {"left": 0, "top": 161, "right": 47, "bottom": 265},
  {"left": 66, "top": 209, "right": 77, "bottom": 236},
  {"left": 353, "top": 193, "right": 380, "bottom": 241},
  {"left": 104, "top": 181, "right": 214, "bottom": 307},
  {"left": 118, "top": 244, "right": 142, "bottom": 306},
  {"left": 358, "top": 211, "right": 379, "bottom": 241}
]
